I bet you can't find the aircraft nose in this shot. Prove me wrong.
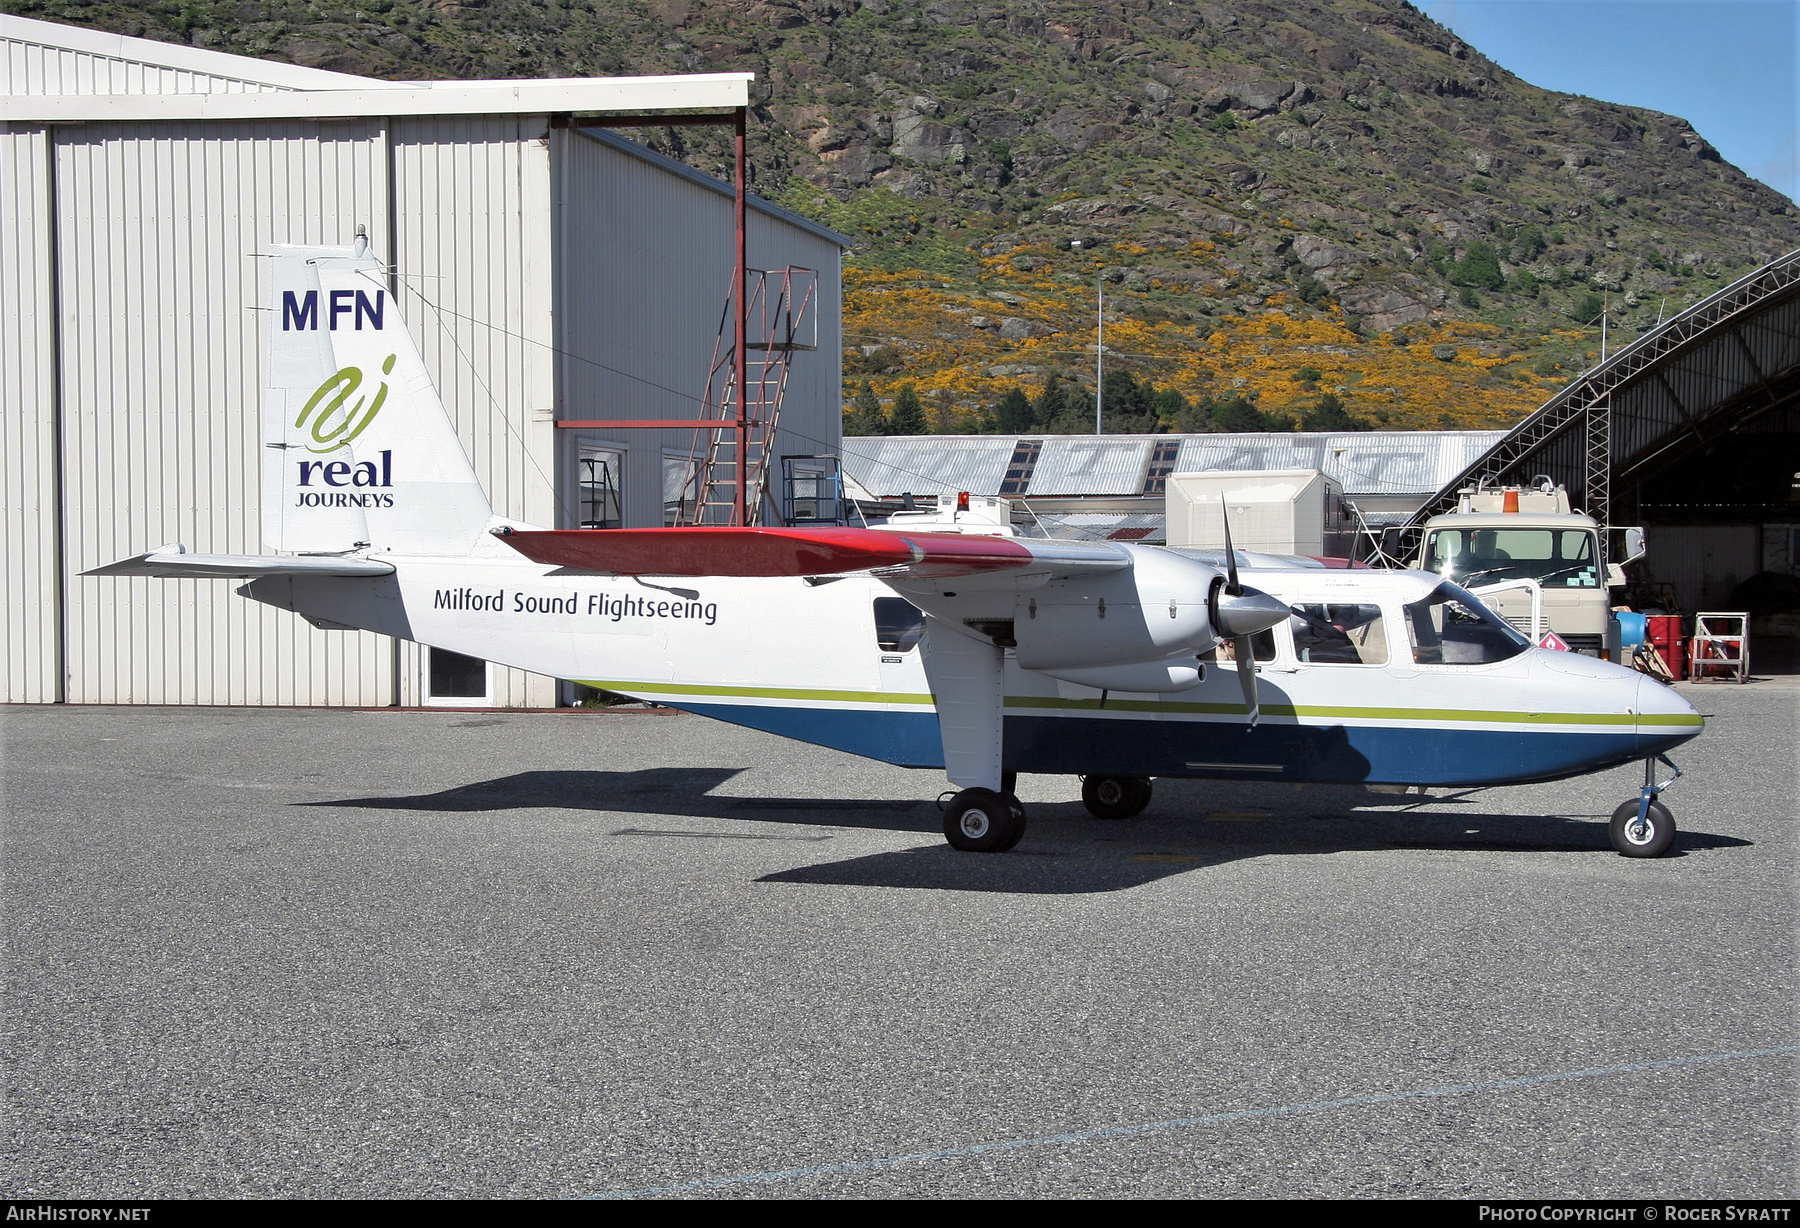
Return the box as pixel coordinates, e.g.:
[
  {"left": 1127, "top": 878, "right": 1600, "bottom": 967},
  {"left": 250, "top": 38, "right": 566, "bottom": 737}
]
[{"left": 1635, "top": 673, "right": 1705, "bottom": 754}]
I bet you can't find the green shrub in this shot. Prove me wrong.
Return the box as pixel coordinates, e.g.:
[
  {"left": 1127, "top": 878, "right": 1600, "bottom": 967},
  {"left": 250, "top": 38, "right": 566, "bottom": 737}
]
[{"left": 1449, "top": 240, "right": 1505, "bottom": 290}]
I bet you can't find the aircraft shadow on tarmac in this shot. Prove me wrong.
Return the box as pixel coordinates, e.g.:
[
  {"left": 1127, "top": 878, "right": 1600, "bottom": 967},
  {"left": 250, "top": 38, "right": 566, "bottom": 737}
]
[
  {"left": 308, "top": 769, "right": 1749, "bottom": 895},
  {"left": 307, "top": 768, "right": 940, "bottom": 832}
]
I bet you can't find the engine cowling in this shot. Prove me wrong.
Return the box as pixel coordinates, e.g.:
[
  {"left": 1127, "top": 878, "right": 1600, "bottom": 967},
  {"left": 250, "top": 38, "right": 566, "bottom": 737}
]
[{"left": 1012, "top": 545, "right": 1223, "bottom": 671}]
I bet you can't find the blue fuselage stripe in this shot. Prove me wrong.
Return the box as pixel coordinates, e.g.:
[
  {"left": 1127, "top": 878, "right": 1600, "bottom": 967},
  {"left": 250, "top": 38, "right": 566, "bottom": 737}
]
[{"left": 674, "top": 703, "right": 1694, "bottom": 786}]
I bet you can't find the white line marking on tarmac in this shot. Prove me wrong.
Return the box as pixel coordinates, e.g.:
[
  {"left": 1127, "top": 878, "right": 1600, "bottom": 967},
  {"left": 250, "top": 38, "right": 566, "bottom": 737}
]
[{"left": 590, "top": 1044, "right": 1799, "bottom": 1198}]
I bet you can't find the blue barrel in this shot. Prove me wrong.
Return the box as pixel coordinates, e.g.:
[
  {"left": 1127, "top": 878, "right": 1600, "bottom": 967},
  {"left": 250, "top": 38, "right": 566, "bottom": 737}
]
[{"left": 1616, "top": 611, "right": 1647, "bottom": 652}]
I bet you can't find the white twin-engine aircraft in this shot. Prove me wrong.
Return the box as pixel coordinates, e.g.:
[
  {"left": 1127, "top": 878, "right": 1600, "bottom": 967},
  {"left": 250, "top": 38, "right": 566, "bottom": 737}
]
[{"left": 93, "top": 241, "right": 1705, "bottom": 857}]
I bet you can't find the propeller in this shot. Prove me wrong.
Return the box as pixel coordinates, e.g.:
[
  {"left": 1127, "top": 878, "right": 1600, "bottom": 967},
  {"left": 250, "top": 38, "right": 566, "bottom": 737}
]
[{"left": 1209, "top": 497, "right": 1290, "bottom": 729}]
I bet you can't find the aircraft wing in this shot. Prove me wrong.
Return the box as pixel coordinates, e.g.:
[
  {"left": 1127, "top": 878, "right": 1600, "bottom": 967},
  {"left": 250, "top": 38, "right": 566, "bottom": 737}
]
[
  {"left": 495, "top": 526, "right": 1131, "bottom": 581},
  {"left": 1170, "top": 547, "right": 1343, "bottom": 571},
  {"left": 86, "top": 549, "right": 396, "bottom": 578}
]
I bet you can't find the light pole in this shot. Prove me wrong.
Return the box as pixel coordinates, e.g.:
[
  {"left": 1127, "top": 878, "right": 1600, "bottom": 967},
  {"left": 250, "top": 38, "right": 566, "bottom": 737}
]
[
  {"left": 1071, "top": 239, "right": 1104, "bottom": 434},
  {"left": 1095, "top": 271, "right": 1104, "bottom": 435}
]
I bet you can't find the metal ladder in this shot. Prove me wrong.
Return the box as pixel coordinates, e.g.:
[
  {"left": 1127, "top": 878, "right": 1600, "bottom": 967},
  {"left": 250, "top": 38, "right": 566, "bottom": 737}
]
[
  {"left": 1688, "top": 612, "right": 1750, "bottom": 682},
  {"left": 681, "top": 266, "right": 817, "bottom": 526}
]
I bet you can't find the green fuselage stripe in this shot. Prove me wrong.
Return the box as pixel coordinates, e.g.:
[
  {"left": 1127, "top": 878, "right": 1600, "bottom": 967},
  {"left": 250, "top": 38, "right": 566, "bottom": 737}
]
[
  {"left": 580, "top": 679, "right": 934, "bottom": 706},
  {"left": 580, "top": 679, "right": 1700, "bottom": 728}
]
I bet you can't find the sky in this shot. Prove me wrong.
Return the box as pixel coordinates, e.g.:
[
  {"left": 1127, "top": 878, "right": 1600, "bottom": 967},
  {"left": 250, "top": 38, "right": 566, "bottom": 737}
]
[{"left": 1414, "top": 0, "right": 1798, "bottom": 201}]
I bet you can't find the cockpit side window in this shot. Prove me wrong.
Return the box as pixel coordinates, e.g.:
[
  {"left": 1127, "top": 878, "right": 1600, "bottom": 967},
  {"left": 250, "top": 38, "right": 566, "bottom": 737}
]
[
  {"left": 1404, "top": 582, "right": 1530, "bottom": 665},
  {"left": 1289, "top": 603, "right": 1388, "bottom": 665},
  {"left": 873, "top": 597, "right": 926, "bottom": 652}
]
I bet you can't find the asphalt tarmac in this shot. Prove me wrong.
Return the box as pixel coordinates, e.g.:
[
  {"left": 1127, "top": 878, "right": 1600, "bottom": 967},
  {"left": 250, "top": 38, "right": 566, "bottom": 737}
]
[{"left": 3, "top": 680, "right": 1794, "bottom": 1198}]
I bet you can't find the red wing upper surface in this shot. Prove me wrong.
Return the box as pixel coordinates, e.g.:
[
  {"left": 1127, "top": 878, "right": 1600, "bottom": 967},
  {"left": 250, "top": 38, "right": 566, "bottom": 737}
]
[{"left": 496, "top": 526, "right": 1129, "bottom": 580}]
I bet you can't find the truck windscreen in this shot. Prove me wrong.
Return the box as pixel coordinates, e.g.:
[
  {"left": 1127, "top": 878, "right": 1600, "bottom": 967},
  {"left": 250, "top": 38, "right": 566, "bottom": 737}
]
[{"left": 1424, "top": 528, "right": 1600, "bottom": 589}]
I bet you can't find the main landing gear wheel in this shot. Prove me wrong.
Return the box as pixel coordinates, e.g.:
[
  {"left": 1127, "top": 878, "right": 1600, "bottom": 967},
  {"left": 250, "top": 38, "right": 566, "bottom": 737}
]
[
  {"left": 1081, "top": 775, "right": 1152, "bottom": 821},
  {"left": 1610, "top": 798, "right": 1677, "bottom": 858},
  {"left": 943, "top": 787, "right": 1027, "bottom": 853}
]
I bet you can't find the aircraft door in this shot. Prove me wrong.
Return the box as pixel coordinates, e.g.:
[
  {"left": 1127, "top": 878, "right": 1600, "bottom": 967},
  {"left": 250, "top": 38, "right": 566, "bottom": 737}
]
[{"left": 873, "top": 596, "right": 928, "bottom": 693}]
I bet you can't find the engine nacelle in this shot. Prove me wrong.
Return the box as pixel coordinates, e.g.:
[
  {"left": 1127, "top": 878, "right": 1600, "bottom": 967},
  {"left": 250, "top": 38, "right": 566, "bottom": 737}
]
[
  {"left": 1034, "top": 659, "right": 1205, "bottom": 693},
  {"left": 1012, "top": 545, "right": 1222, "bottom": 670}
]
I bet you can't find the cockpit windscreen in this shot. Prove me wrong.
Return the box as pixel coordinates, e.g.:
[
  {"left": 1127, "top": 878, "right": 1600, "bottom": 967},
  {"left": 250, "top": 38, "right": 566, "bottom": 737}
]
[{"left": 1403, "top": 581, "right": 1530, "bottom": 665}]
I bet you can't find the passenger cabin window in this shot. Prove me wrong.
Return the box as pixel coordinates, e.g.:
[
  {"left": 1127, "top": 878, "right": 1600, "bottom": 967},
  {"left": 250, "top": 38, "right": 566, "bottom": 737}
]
[
  {"left": 1404, "top": 582, "right": 1530, "bottom": 665},
  {"left": 1289, "top": 603, "right": 1387, "bottom": 665},
  {"left": 873, "top": 597, "right": 926, "bottom": 652},
  {"left": 1202, "top": 629, "right": 1277, "bottom": 664}
]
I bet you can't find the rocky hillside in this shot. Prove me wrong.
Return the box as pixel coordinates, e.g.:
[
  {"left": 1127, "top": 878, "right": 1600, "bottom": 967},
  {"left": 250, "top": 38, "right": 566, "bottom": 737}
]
[{"left": 14, "top": 0, "right": 1799, "bottom": 430}]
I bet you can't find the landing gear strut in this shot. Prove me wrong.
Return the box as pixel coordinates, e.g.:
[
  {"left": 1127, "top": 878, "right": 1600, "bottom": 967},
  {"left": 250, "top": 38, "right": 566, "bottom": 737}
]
[
  {"left": 942, "top": 787, "right": 1026, "bottom": 852},
  {"left": 1610, "top": 755, "right": 1681, "bottom": 858},
  {"left": 1081, "top": 775, "right": 1153, "bottom": 820}
]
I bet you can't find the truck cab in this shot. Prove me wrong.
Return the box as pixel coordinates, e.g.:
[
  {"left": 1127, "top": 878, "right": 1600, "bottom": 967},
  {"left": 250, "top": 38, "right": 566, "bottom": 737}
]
[{"left": 1412, "top": 483, "right": 1641, "bottom": 657}]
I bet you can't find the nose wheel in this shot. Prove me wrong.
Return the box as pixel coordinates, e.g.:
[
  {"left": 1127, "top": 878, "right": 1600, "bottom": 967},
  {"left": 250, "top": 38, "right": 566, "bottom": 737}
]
[
  {"left": 1081, "top": 775, "right": 1153, "bottom": 820},
  {"left": 942, "top": 787, "right": 1027, "bottom": 852},
  {"left": 1610, "top": 755, "right": 1681, "bottom": 858}
]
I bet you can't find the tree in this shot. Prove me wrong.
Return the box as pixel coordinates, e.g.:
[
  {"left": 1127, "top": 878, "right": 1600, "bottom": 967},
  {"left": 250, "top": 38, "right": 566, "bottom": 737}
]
[
  {"left": 1174, "top": 398, "right": 1216, "bottom": 433},
  {"left": 1047, "top": 384, "right": 1097, "bottom": 434},
  {"left": 1300, "top": 393, "right": 1368, "bottom": 431},
  {"left": 1449, "top": 240, "right": 1505, "bottom": 291},
  {"left": 1209, "top": 394, "right": 1271, "bottom": 432},
  {"left": 845, "top": 380, "right": 885, "bottom": 436},
  {"left": 1512, "top": 223, "right": 1547, "bottom": 263},
  {"left": 1031, "top": 375, "right": 1069, "bottom": 430},
  {"left": 1151, "top": 386, "right": 1188, "bottom": 428},
  {"left": 1572, "top": 290, "right": 1606, "bottom": 325},
  {"left": 994, "top": 387, "right": 1033, "bottom": 433},
  {"left": 929, "top": 387, "right": 956, "bottom": 433},
  {"left": 1100, "top": 369, "right": 1156, "bottom": 433},
  {"left": 888, "top": 383, "right": 929, "bottom": 435}
]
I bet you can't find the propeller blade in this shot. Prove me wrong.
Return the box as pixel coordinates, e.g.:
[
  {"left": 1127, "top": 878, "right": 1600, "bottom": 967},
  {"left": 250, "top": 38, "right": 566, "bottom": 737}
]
[
  {"left": 1235, "top": 636, "right": 1260, "bottom": 729},
  {"left": 1220, "top": 495, "right": 1241, "bottom": 595}
]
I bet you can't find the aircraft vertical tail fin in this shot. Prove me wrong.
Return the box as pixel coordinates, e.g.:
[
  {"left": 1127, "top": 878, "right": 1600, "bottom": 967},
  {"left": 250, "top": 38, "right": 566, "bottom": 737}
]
[{"left": 263, "top": 237, "right": 493, "bottom": 557}]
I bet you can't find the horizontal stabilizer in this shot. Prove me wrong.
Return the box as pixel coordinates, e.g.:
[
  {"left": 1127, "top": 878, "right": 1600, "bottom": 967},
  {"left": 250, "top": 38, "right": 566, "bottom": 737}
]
[
  {"left": 85, "top": 548, "right": 395, "bottom": 579},
  {"left": 495, "top": 526, "right": 1130, "bottom": 580}
]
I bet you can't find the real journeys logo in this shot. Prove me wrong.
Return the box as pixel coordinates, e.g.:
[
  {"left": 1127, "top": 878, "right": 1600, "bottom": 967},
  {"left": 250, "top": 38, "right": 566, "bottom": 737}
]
[{"left": 291, "top": 355, "right": 399, "bottom": 508}]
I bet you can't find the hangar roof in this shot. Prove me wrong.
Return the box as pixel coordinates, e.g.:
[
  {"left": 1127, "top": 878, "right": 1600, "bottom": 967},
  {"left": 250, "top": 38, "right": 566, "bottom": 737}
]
[
  {"left": 1, "top": 14, "right": 751, "bottom": 118},
  {"left": 1408, "top": 247, "right": 1800, "bottom": 532},
  {"left": 839, "top": 431, "right": 1507, "bottom": 501}
]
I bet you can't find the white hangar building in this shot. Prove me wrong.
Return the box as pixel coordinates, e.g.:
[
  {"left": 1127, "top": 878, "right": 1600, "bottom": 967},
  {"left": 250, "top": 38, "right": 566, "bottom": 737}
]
[{"left": 2, "top": 15, "right": 850, "bottom": 709}]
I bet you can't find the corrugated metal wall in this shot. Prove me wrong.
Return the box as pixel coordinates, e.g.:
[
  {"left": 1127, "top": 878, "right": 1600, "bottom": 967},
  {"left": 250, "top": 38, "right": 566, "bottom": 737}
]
[
  {"left": 556, "top": 129, "right": 843, "bottom": 530},
  {"left": 6, "top": 102, "right": 839, "bottom": 708},
  {"left": 1, "top": 125, "right": 61, "bottom": 702},
  {"left": 51, "top": 120, "right": 397, "bottom": 705},
  {"left": 391, "top": 115, "right": 558, "bottom": 708}
]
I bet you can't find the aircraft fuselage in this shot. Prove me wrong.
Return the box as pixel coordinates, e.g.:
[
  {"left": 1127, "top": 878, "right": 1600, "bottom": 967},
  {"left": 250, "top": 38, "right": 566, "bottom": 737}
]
[{"left": 247, "top": 553, "right": 1701, "bottom": 790}]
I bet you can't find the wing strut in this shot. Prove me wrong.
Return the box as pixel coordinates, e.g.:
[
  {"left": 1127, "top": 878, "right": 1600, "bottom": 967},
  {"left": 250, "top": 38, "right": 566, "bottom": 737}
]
[{"left": 920, "top": 621, "right": 1006, "bottom": 792}]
